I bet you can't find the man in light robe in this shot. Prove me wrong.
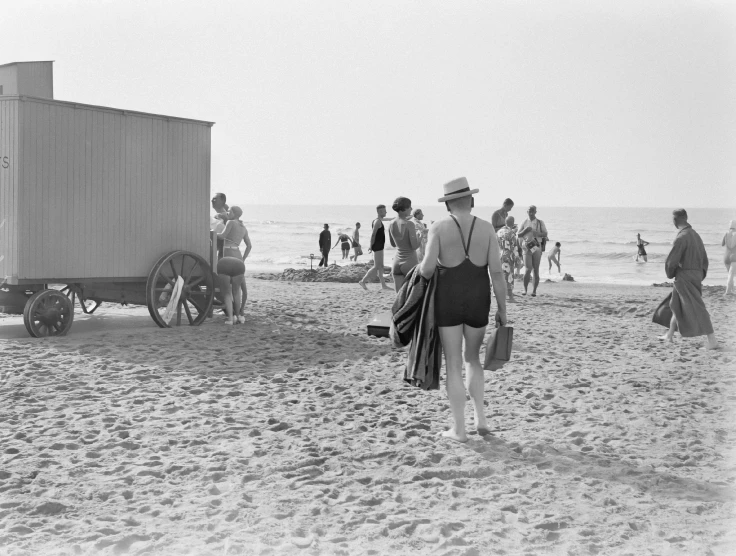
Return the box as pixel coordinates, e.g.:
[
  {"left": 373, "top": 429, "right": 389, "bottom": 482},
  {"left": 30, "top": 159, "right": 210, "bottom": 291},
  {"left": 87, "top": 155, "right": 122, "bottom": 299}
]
[{"left": 660, "top": 208, "right": 718, "bottom": 349}]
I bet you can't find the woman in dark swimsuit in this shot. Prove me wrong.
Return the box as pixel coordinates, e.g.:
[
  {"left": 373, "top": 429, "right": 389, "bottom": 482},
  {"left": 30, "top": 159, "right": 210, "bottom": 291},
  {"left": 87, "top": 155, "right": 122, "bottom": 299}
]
[
  {"left": 636, "top": 233, "right": 649, "bottom": 262},
  {"left": 419, "top": 178, "right": 507, "bottom": 443}
]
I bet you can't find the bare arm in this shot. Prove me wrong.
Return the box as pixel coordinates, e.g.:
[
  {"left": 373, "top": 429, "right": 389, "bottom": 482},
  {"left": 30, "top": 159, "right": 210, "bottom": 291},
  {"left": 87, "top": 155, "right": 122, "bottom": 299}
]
[
  {"left": 419, "top": 223, "right": 440, "bottom": 279},
  {"left": 406, "top": 221, "right": 419, "bottom": 250},
  {"left": 242, "top": 228, "right": 252, "bottom": 261},
  {"left": 487, "top": 232, "right": 507, "bottom": 326},
  {"left": 369, "top": 219, "right": 380, "bottom": 251},
  {"left": 216, "top": 220, "right": 233, "bottom": 241},
  {"left": 388, "top": 223, "right": 397, "bottom": 248}
]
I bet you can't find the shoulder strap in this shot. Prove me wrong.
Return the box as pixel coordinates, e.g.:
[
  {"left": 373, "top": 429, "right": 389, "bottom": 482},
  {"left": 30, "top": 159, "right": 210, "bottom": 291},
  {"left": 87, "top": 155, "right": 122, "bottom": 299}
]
[{"left": 449, "top": 214, "right": 470, "bottom": 258}]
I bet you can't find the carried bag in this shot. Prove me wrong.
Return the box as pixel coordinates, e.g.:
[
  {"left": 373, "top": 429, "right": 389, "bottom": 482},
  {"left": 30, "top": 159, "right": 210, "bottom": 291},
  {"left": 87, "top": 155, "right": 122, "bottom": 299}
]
[
  {"left": 483, "top": 325, "right": 514, "bottom": 371},
  {"left": 652, "top": 292, "right": 673, "bottom": 328}
]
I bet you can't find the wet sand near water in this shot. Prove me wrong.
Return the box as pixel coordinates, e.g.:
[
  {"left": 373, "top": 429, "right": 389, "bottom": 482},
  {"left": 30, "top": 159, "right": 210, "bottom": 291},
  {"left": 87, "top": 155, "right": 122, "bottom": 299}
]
[{"left": 1, "top": 280, "right": 735, "bottom": 555}]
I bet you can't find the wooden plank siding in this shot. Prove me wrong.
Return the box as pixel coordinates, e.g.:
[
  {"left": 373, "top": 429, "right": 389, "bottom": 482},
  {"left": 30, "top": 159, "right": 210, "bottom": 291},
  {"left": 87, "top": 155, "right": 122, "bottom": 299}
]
[
  {"left": 0, "top": 99, "right": 19, "bottom": 284},
  {"left": 4, "top": 97, "right": 212, "bottom": 284}
]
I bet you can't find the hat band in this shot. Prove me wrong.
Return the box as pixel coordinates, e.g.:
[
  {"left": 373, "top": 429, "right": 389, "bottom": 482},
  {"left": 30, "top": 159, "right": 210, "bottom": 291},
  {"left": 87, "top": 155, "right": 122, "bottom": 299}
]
[{"left": 445, "top": 187, "right": 470, "bottom": 196}]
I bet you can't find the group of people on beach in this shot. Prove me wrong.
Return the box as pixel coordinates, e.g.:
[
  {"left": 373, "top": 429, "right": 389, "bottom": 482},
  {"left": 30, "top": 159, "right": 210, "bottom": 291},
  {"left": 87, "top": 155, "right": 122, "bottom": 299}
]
[
  {"left": 208, "top": 180, "right": 730, "bottom": 443},
  {"left": 349, "top": 196, "right": 559, "bottom": 299}
]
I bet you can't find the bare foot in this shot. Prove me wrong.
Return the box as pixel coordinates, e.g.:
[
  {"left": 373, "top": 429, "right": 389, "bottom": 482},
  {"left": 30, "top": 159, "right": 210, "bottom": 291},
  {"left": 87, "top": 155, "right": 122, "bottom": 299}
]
[
  {"left": 441, "top": 429, "right": 468, "bottom": 443},
  {"left": 358, "top": 281, "right": 368, "bottom": 291},
  {"left": 381, "top": 285, "right": 392, "bottom": 291},
  {"left": 658, "top": 334, "right": 673, "bottom": 342}
]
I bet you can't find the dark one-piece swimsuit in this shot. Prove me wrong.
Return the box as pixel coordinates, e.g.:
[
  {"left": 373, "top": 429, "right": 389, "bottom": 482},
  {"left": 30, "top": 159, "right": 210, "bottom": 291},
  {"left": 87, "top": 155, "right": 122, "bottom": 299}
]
[
  {"left": 371, "top": 219, "right": 385, "bottom": 252},
  {"left": 435, "top": 215, "right": 491, "bottom": 328}
]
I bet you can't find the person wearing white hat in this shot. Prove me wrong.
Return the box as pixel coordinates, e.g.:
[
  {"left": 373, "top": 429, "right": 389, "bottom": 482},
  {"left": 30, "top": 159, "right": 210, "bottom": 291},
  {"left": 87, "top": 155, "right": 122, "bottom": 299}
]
[
  {"left": 723, "top": 219, "right": 736, "bottom": 295},
  {"left": 419, "top": 177, "right": 508, "bottom": 443}
]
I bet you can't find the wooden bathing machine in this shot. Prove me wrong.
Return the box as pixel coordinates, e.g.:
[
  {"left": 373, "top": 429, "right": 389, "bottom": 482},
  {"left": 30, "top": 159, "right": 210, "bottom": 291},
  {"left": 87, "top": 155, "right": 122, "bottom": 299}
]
[{"left": 0, "top": 62, "right": 217, "bottom": 336}]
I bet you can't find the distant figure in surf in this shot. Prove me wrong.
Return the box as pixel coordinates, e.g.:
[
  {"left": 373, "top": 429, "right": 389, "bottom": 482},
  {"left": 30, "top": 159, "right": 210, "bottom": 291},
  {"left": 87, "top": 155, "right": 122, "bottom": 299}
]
[
  {"left": 332, "top": 232, "right": 353, "bottom": 260},
  {"left": 659, "top": 209, "right": 718, "bottom": 349},
  {"left": 350, "top": 222, "right": 363, "bottom": 262},
  {"left": 636, "top": 233, "right": 649, "bottom": 262},
  {"left": 722, "top": 220, "right": 736, "bottom": 295},
  {"left": 548, "top": 242, "right": 561, "bottom": 274}
]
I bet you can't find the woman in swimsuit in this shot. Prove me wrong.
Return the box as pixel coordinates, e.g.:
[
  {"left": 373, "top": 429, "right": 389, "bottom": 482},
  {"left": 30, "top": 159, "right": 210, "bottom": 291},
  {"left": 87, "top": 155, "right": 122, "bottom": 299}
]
[
  {"left": 333, "top": 233, "right": 353, "bottom": 260},
  {"left": 217, "top": 206, "right": 251, "bottom": 325},
  {"left": 722, "top": 220, "right": 736, "bottom": 295},
  {"left": 388, "top": 197, "right": 420, "bottom": 292},
  {"left": 636, "top": 233, "right": 649, "bottom": 262},
  {"left": 419, "top": 178, "right": 508, "bottom": 443}
]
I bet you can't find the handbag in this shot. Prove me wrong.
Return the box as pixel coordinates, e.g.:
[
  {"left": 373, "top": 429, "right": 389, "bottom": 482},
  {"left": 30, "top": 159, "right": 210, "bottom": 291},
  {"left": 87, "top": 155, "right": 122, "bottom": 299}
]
[
  {"left": 652, "top": 292, "right": 673, "bottom": 328},
  {"left": 483, "top": 325, "right": 514, "bottom": 371}
]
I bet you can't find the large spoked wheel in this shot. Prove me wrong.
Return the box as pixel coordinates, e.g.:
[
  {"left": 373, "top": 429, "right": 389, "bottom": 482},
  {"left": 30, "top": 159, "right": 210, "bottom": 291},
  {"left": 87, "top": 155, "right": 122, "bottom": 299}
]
[
  {"left": 146, "top": 250, "right": 215, "bottom": 328},
  {"left": 23, "top": 289, "right": 75, "bottom": 337}
]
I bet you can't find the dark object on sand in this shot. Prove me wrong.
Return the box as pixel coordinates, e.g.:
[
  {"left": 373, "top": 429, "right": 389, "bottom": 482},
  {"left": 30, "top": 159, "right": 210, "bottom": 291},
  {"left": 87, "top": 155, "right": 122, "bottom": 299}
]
[
  {"left": 652, "top": 293, "right": 674, "bottom": 328},
  {"left": 562, "top": 273, "right": 575, "bottom": 282},
  {"left": 484, "top": 325, "right": 514, "bottom": 371},
  {"left": 367, "top": 312, "right": 391, "bottom": 337},
  {"left": 652, "top": 281, "right": 674, "bottom": 288}
]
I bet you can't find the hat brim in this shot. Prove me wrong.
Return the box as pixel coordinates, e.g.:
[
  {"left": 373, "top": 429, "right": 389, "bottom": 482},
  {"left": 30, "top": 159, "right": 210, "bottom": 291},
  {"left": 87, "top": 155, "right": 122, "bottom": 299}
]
[{"left": 438, "top": 188, "right": 479, "bottom": 202}]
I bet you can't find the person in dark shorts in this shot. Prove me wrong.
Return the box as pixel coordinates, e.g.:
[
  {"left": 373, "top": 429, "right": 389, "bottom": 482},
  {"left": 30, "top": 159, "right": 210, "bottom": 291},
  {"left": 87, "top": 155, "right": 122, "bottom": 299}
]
[
  {"left": 359, "top": 205, "right": 392, "bottom": 291},
  {"left": 636, "top": 233, "right": 649, "bottom": 262},
  {"left": 419, "top": 177, "right": 508, "bottom": 443},
  {"left": 333, "top": 232, "right": 353, "bottom": 260}
]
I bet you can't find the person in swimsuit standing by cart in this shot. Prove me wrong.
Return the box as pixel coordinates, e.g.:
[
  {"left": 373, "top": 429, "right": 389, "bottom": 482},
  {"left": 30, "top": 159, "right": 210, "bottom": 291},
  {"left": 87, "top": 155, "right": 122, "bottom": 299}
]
[
  {"left": 217, "top": 206, "right": 251, "bottom": 325},
  {"left": 419, "top": 178, "right": 507, "bottom": 443},
  {"left": 388, "top": 197, "right": 420, "bottom": 292}
]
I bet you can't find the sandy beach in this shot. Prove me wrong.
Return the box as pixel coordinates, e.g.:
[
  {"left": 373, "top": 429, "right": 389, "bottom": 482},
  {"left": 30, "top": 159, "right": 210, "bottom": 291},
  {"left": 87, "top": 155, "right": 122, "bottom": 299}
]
[{"left": 1, "top": 278, "right": 735, "bottom": 556}]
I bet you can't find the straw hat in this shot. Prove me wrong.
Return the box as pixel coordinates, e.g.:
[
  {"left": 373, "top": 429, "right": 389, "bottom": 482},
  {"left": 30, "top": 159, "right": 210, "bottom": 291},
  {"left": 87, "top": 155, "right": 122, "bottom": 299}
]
[{"left": 437, "top": 177, "right": 479, "bottom": 202}]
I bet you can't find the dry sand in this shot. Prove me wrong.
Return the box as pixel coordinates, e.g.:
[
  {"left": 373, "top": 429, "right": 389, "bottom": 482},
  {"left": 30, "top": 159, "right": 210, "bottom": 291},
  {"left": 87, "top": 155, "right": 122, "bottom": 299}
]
[{"left": 1, "top": 279, "right": 735, "bottom": 556}]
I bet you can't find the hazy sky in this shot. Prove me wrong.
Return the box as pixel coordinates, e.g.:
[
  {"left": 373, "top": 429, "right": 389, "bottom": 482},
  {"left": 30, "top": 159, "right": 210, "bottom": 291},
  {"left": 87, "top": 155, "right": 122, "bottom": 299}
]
[{"left": 4, "top": 0, "right": 736, "bottom": 207}]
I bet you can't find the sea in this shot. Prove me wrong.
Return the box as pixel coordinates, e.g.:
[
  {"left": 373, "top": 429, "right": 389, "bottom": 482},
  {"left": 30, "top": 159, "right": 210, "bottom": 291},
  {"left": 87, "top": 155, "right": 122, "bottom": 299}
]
[{"left": 232, "top": 205, "right": 734, "bottom": 287}]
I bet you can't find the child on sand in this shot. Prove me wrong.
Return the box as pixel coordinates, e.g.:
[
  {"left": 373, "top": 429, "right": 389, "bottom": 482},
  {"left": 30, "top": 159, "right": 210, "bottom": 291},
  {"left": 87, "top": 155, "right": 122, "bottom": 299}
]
[{"left": 548, "top": 242, "right": 561, "bottom": 274}]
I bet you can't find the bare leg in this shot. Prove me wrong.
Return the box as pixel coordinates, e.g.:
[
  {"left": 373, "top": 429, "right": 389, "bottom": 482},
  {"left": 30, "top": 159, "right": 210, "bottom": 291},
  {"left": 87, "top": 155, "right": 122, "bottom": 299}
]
[
  {"left": 219, "top": 275, "right": 234, "bottom": 323},
  {"left": 359, "top": 252, "right": 380, "bottom": 290},
  {"left": 659, "top": 314, "right": 676, "bottom": 342},
  {"left": 438, "top": 325, "right": 468, "bottom": 443},
  {"left": 523, "top": 251, "right": 533, "bottom": 294},
  {"left": 531, "top": 250, "right": 542, "bottom": 295},
  {"left": 726, "top": 262, "right": 735, "bottom": 295},
  {"left": 462, "top": 324, "right": 489, "bottom": 434},
  {"left": 374, "top": 251, "right": 391, "bottom": 290},
  {"left": 393, "top": 274, "right": 405, "bottom": 293},
  {"left": 231, "top": 275, "right": 244, "bottom": 322},
  {"left": 706, "top": 333, "right": 719, "bottom": 350},
  {"left": 643, "top": 255, "right": 648, "bottom": 262},
  {"left": 239, "top": 279, "right": 248, "bottom": 315}
]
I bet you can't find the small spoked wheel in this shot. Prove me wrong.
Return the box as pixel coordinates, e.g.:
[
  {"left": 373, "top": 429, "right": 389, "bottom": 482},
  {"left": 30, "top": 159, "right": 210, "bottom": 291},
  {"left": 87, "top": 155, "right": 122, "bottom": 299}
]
[
  {"left": 146, "top": 250, "right": 215, "bottom": 328},
  {"left": 23, "top": 290, "right": 75, "bottom": 337}
]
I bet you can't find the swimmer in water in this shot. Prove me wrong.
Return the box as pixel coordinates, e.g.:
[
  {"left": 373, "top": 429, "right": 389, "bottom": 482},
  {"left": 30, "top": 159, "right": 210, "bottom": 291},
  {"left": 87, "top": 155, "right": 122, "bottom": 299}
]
[{"left": 636, "top": 233, "right": 649, "bottom": 262}]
